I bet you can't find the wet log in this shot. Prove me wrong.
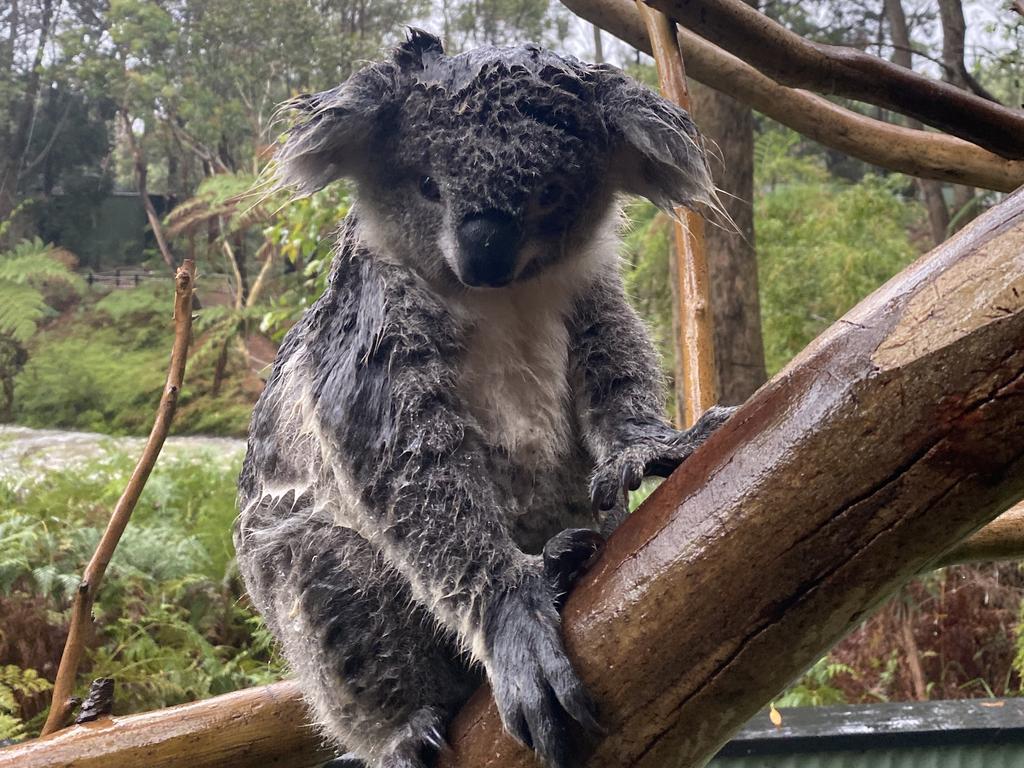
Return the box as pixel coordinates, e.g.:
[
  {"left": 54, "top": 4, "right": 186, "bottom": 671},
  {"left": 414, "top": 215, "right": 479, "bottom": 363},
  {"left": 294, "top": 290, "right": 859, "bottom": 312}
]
[
  {"left": 436, "top": 191, "right": 1024, "bottom": 766},
  {"left": 559, "top": 0, "right": 1024, "bottom": 192},
  {"left": 6, "top": 193, "right": 1024, "bottom": 768},
  {"left": 1, "top": 682, "right": 328, "bottom": 768},
  {"left": 644, "top": 0, "right": 1024, "bottom": 160}
]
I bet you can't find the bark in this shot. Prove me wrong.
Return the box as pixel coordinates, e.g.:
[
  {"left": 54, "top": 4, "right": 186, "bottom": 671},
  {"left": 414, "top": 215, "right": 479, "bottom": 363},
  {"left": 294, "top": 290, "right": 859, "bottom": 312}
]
[
  {"left": 644, "top": 0, "right": 1024, "bottom": 160},
  {"left": 558, "top": 0, "right": 1024, "bottom": 192},
  {"left": 689, "top": 78, "right": 766, "bottom": 403},
  {"left": 938, "top": 503, "right": 1024, "bottom": 566},
  {"left": 636, "top": 2, "right": 719, "bottom": 426},
  {"left": 5, "top": 682, "right": 329, "bottom": 768},
  {"left": 7, "top": 193, "right": 1024, "bottom": 767},
  {"left": 883, "top": 0, "right": 950, "bottom": 247}
]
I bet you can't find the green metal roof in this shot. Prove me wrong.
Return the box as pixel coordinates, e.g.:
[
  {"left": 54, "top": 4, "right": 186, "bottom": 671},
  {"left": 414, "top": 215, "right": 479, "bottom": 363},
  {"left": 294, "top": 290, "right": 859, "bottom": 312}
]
[{"left": 709, "top": 700, "right": 1024, "bottom": 768}]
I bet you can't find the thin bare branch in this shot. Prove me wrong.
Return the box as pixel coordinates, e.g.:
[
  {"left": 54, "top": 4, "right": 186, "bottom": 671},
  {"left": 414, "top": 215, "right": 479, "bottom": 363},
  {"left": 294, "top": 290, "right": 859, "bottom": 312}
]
[{"left": 39, "top": 261, "right": 196, "bottom": 736}]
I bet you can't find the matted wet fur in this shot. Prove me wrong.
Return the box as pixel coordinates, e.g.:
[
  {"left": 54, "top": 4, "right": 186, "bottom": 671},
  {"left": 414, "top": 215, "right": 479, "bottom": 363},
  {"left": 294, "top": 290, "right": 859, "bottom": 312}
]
[{"left": 235, "top": 29, "right": 733, "bottom": 768}]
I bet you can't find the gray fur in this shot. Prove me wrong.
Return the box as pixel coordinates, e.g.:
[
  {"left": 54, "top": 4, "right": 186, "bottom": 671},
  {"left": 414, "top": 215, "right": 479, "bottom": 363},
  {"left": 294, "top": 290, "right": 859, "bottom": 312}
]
[{"left": 236, "top": 30, "right": 732, "bottom": 768}]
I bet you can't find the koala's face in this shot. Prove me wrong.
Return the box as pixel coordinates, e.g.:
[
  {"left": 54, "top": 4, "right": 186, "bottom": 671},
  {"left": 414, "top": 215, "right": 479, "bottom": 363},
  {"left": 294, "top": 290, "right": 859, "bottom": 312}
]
[
  {"left": 277, "top": 30, "right": 714, "bottom": 290},
  {"left": 366, "top": 56, "right": 615, "bottom": 289}
]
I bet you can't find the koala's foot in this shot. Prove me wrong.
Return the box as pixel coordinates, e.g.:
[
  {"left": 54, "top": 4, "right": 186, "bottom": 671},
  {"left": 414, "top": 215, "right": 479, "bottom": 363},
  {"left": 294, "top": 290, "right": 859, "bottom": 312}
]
[
  {"left": 485, "top": 570, "right": 602, "bottom": 768},
  {"left": 543, "top": 528, "right": 605, "bottom": 608},
  {"left": 590, "top": 405, "right": 737, "bottom": 512}
]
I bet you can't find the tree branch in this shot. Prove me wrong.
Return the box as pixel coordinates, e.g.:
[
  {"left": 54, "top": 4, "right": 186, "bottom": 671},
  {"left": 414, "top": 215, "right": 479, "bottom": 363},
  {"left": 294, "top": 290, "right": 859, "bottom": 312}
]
[
  {"left": 635, "top": 1, "right": 719, "bottom": 425},
  {"left": 938, "top": 503, "right": 1024, "bottom": 566},
  {"left": 559, "top": 0, "right": 1024, "bottom": 192},
  {"left": 644, "top": 0, "right": 1024, "bottom": 160},
  {"left": 38, "top": 261, "right": 196, "bottom": 736}
]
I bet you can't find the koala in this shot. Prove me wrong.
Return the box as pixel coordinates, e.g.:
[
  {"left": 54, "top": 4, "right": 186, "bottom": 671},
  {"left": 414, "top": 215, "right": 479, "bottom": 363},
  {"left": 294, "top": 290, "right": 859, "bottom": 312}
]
[{"left": 235, "top": 29, "right": 733, "bottom": 768}]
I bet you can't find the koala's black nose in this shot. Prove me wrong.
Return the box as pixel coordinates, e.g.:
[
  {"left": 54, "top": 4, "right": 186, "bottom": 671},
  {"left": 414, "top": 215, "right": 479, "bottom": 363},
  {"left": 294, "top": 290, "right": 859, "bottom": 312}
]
[{"left": 456, "top": 210, "right": 521, "bottom": 287}]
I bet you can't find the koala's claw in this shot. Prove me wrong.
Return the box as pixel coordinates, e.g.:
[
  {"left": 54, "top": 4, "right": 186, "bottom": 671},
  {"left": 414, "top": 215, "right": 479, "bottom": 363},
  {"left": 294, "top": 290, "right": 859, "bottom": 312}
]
[
  {"left": 486, "top": 575, "right": 602, "bottom": 768},
  {"left": 543, "top": 528, "right": 605, "bottom": 607},
  {"left": 590, "top": 405, "right": 737, "bottom": 512}
]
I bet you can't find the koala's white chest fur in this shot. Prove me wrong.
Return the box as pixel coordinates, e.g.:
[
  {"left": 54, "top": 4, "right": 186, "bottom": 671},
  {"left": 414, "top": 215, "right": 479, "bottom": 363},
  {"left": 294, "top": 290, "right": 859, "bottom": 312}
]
[{"left": 454, "top": 281, "right": 576, "bottom": 468}]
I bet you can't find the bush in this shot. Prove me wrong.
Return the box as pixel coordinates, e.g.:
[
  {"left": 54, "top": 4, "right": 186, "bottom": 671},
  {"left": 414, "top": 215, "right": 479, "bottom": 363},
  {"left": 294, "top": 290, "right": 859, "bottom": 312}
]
[{"left": 0, "top": 451, "right": 282, "bottom": 732}]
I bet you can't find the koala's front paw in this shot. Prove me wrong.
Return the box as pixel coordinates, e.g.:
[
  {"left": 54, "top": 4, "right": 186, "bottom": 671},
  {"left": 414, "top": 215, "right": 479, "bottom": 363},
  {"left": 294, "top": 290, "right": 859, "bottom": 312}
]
[
  {"left": 590, "top": 405, "right": 737, "bottom": 512},
  {"left": 485, "top": 572, "right": 601, "bottom": 768}
]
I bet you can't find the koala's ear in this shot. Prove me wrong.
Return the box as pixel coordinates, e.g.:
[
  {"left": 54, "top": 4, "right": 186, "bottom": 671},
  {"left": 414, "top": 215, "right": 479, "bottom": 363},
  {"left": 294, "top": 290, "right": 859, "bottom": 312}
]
[
  {"left": 274, "top": 67, "right": 395, "bottom": 194},
  {"left": 596, "top": 68, "right": 714, "bottom": 214},
  {"left": 394, "top": 27, "right": 445, "bottom": 72}
]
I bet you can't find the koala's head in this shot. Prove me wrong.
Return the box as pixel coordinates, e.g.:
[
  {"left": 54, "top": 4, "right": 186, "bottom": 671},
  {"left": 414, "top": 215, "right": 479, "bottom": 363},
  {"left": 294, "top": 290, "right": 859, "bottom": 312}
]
[{"left": 276, "top": 29, "right": 713, "bottom": 290}]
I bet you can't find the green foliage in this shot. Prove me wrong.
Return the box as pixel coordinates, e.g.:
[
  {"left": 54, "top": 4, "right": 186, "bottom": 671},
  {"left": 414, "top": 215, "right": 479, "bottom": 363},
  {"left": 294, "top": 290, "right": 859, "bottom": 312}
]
[
  {"left": 755, "top": 128, "right": 923, "bottom": 374},
  {"left": 259, "top": 184, "right": 351, "bottom": 340},
  {"left": 0, "top": 239, "right": 83, "bottom": 345},
  {"left": 14, "top": 282, "right": 253, "bottom": 436},
  {"left": 0, "top": 452, "right": 282, "bottom": 727},
  {"left": 776, "top": 657, "right": 855, "bottom": 708},
  {"left": 0, "top": 665, "right": 52, "bottom": 740}
]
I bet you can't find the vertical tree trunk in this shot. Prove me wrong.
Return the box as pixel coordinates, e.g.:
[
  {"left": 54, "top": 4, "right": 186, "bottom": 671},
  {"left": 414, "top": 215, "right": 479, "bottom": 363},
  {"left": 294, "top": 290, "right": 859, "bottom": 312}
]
[
  {"left": 883, "top": 0, "right": 950, "bottom": 246},
  {"left": 593, "top": 23, "right": 604, "bottom": 62},
  {"left": 937, "top": 0, "right": 980, "bottom": 232},
  {"left": 688, "top": 80, "right": 766, "bottom": 404},
  {"left": 120, "top": 111, "right": 177, "bottom": 272},
  {"left": 0, "top": 0, "right": 54, "bottom": 223}
]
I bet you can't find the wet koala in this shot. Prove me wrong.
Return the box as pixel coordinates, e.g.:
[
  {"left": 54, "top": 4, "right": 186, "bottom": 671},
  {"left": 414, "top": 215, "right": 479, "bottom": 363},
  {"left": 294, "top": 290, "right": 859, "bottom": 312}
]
[{"left": 235, "top": 29, "right": 734, "bottom": 768}]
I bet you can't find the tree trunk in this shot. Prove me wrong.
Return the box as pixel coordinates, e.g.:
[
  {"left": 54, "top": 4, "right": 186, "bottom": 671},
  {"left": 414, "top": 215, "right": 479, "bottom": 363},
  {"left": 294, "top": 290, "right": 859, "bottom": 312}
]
[
  {"left": 0, "top": 0, "right": 54, "bottom": 222},
  {"left": 883, "top": 0, "right": 950, "bottom": 247},
  {"left": 8, "top": 185, "right": 1024, "bottom": 768},
  {"left": 120, "top": 111, "right": 176, "bottom": 272},
  {"left": 689, "top": 78, "right": 766, "bottom": 403}
]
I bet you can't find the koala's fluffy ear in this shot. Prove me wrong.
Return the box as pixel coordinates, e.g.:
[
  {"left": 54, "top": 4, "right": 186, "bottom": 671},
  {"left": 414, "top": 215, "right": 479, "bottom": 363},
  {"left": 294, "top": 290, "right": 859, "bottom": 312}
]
[
  {"left": 273, "top": 68, "right": 396, "bottom": 194},
  {"left": 596, "top": 69, "right": 715, "bottom": 214}
]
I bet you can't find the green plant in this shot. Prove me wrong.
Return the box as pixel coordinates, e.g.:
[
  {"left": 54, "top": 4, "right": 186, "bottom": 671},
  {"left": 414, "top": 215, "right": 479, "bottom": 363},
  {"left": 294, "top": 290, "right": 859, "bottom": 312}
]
[
  {"left": 0, "top": 664, "right": 52, "bottom": 740},
  {"left": 776, "top": 657, "right": 854, "bottom": 707},
  {"left": 0, "top": 451, "right": 283, "bottom": 730},
  {"left": 0, "top": 239, "right": 85, "bottom": 421}
]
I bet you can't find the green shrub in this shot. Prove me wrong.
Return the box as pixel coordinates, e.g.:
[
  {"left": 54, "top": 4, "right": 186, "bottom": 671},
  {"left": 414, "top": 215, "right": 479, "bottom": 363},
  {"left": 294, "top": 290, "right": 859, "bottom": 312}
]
[{"left": 0, "top": 451, "right": 282, "bottom": 729}]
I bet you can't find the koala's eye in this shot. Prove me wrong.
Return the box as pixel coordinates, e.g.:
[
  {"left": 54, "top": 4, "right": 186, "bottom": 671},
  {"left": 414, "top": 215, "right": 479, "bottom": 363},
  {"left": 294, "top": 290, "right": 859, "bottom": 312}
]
[
  {"left": 538, "top": 182, "right": 564, "bottom": 208},
  {"left": 419, "top": 175, "right": 441, "bottom": 202}
]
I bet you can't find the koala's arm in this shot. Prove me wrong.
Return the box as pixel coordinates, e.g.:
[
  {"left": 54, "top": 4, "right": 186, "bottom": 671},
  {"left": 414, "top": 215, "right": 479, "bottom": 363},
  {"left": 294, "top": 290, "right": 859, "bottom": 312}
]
[
  {"left": 309, "top": 246, "right": 598, "bottom": 762},
  {"left": 570, "top": 266, "right": 734, "bottom": 517}
]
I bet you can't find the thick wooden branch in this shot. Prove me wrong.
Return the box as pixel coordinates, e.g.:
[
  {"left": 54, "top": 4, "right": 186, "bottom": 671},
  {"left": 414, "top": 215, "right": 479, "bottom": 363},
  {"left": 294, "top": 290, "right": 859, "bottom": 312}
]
[
  {"left": 644, "top": 0, "right": 1024, "bottom": 160},
  {"left": 39, "top": 261, "right": 196, "bottom": 736},
  {"left": 4, "top": 683, "right": 327, "bottom": 768},
  {"left": 939, "top": 502, "right": 1024, "bottom": 566},
  {"left": 560, "top": 0, "right": 1024, "bottom": 192},
  {"left": 435, "top": 192, "right": 1024, "bottom": 766}
]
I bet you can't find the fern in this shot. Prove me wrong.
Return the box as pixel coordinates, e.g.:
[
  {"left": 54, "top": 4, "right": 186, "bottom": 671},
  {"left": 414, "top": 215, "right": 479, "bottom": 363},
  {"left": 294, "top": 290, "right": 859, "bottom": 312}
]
[
  {"left": 0, "top": 665, "right": 52, "bottom": 740},
  {"left": 0, "top": 239, "right": 83, "bottom": 343},
  {"left": 0, "top": 283, "right": 49, "bottom": 343}
]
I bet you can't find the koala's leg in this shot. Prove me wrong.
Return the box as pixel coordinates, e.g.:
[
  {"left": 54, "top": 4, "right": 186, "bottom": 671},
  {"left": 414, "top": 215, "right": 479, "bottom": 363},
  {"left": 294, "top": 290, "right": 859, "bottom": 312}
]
[{"left": 241, "top": 515, "right": 477, "bottom": 768}]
